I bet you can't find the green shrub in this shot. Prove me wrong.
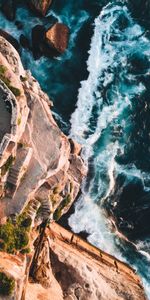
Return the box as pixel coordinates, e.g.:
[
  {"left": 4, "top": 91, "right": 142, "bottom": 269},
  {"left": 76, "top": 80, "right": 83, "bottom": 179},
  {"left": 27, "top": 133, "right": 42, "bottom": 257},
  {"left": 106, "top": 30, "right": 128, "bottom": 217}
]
[
  {"left": 10, "top": 86, "right": 21, "bottom": 97},
  {"left": 17, "top": 117, "right": 21, "bottom": 126},
  {"left": 0, "top": 64, "right": 21, "bottom": 97},
  {"left": 53, "top": 207, "right": 62, "bottom": 221},
  {"left": 53, "top": 194, "right": 72, "bottom": 221},
  {"left": 0, "top": 272, "right": 15, "bottom": 296},
  {"left": 20, "top": 247, "right": 31, "bottom": 254},
  {"left": 14, "top": 228, "right": 29, "bottom": 250},
  {"left": 0, "top": 213, "right": 31, "bottom": 254},
  {"left": 20, "top": 76, "right": 27, "bottom": 82},
  {"left": 20, "top": 217, "right": 32, "bottom": 228},
  {"left": 1, "top": 155, "right": 14, "bottom": 176},
  {"left": 0, "top": 65, "right": 7, "bottom": 75},
  {"left": 0, "top": 240, "right": 5, "bottom": 251}
]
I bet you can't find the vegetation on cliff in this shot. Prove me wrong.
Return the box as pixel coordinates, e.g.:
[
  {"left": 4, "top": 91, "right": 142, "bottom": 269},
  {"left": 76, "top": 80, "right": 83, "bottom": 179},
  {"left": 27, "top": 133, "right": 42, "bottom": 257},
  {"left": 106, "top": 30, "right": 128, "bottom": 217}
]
[
  {"left": 0, "top": 213, "right": 31, "bottom": 253},
  {"left": 0, "top": 272, "right": 15, "bottom": 296},
  {"left": 0, "top": 64, "right": 21, "bottom": 97},
  {"left": 53, "top": 193, "right": 71, "bottom": 221}
]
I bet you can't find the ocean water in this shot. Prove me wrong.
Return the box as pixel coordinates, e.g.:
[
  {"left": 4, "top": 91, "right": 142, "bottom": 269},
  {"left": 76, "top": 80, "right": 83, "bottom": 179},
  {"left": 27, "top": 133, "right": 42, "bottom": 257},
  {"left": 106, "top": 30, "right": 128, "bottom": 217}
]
[{"left": 0, "top": 0, "right": 150, "bottom": 298}]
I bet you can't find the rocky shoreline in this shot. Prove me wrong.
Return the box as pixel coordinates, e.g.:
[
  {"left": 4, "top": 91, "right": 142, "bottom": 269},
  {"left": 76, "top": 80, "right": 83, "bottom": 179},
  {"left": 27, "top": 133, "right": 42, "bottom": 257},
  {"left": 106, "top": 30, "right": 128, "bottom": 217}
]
[{"left": 0, "top": 1, "right": 148, "bottom": 300}]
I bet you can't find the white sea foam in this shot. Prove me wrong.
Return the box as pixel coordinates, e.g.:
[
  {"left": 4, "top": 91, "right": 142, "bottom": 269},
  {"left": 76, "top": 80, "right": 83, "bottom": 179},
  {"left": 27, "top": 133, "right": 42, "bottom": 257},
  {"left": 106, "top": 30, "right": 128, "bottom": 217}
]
[{"left": 69, "top": 2, "right": 150, "bottom": 298}]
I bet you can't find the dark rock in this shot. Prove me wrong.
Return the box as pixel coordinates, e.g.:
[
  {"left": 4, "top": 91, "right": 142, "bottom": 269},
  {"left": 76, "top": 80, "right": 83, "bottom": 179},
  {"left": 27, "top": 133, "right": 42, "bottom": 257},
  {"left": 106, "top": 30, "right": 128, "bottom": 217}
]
[
  {"left": 45, "top": 23, "right": 69, "bottom": 55},
  {"left": 31, "top": 25, "right": 46, "bottom": 59},
  {"left": 29, "top": 0, "right": 53, "bottom": 16},
  {"left": 15, "top": 20, "right": 24, "bottom": 30},
  {"left": 44, "top": 15, "right": 58, "bottom": 30},
  {"left": 1, "top": 0, "right": 16, "bottom": 21},
  {"left": 0, "top": 29, "right": 20, "bottom": 53},
  {"left": 20, "top": 34, "right": 30, "bottom": 50}
]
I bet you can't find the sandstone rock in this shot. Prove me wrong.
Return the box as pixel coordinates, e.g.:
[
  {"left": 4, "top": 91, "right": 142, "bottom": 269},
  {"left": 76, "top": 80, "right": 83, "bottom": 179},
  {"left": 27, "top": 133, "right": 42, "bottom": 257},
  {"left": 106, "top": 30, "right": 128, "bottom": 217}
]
[
  {"left": 30, "top": 235, "right": 52, "bottom": 288},
  {"left": 46, "top": 23, "right": 69, "bottom": 55},
  {"left": 0, "top": 252, "right": 26, "bottom": 300},
  {"left": 29, "top": 0, "right": 53, "bottom": 16},
  {"left": 47, "top": 223, "right": 147, "bottom": 300},
  {"left": 69, "top": 138, "right": 82, "bottom": 156},
  {"left": 1, "top": 0, "right": 16, "bottom": 21}
]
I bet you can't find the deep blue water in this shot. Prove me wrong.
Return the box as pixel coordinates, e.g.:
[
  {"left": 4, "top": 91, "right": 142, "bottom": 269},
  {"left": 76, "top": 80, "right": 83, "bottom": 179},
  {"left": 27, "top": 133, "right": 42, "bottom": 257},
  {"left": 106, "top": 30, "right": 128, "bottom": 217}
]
[{"left": 0, "top": 0, "right": 150, "bottom": 298}]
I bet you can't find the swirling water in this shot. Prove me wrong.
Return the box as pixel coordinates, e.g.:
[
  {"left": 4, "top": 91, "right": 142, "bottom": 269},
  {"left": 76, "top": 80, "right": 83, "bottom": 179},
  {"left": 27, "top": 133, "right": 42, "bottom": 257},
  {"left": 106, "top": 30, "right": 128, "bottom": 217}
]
[
  {"left": 0, "top": 0, "right": 150, "bottom": 298},
  {"left": 69, "top": 2, "right": 150, "bottom": 298}
]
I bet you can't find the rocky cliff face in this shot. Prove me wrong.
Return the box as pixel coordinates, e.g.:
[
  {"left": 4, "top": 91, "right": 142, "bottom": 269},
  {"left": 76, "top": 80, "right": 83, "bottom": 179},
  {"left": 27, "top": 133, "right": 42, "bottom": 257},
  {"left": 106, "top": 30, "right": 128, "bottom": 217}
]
[
  {"left": 0, "top": 35, "right": 86, "bottom": 222},
  {"left": 0, "top": 36, "right": 147, "bottom": 300}
]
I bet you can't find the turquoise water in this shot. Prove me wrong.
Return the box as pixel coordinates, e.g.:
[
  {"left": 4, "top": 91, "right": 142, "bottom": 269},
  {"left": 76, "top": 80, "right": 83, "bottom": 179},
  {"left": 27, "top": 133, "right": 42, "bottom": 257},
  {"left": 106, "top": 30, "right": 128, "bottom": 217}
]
[{"left": 0, "top": 0, "right": 150, "bottom": 297}]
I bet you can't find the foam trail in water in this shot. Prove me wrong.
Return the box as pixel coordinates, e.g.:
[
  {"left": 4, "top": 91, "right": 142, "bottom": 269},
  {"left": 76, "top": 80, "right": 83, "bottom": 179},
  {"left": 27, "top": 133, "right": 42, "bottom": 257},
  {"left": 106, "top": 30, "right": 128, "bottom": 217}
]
[{"left": 69, "top": 2, "right": 150, "bottom": 298}]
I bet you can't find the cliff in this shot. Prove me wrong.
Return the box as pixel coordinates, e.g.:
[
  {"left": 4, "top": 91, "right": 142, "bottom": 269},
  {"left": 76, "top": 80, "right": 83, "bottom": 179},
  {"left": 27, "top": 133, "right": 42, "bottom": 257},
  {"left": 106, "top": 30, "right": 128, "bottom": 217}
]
[{"left": 0, "top": 36, "right": 147, "bottom": 300}]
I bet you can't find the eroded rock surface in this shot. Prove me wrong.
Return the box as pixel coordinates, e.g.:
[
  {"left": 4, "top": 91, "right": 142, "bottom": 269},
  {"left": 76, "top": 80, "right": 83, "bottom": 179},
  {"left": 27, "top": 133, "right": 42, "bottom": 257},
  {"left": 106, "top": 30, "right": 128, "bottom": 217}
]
[
  {"left": 0, "top": 35, "right": 86, "bottom": 221},
  {"left": 46, "top": 23, "right": 69, "bottom": 54}
]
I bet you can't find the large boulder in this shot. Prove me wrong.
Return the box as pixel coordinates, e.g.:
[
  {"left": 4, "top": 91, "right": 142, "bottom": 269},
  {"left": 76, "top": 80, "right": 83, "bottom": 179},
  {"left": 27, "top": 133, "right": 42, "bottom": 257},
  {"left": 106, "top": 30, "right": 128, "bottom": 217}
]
[
  {"left": 31, "top": 25, "right": 46, "bottom": 59},
  {"left": 29, "top": 0, "right": 53, "bottom": 16},
  {"left": 1, "top": 0, "right": 16, "bottom": 21},
  {"left": 46, "top": 23, "right": 69, "bottom": 55}
]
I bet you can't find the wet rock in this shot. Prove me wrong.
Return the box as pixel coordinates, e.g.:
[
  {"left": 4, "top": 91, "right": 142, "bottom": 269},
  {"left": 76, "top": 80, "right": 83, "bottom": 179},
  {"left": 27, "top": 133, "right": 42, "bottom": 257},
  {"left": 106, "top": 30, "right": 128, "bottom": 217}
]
[
  {"left": 31, "top": 25, "right": 45, "bottom": 59},
  {"left": 20, "top": 34, "right": 30, "bottom": 50},
  {"left": 45, "top": 14, "right": 58, "bottom": 29},
  {"left": 46, "top": 23, "right": 69, "bottom": 55},
  {"left": 1, "top": 0, "right": 16, "bottom": 21},
  {"left": 0, "top": 29, "right": 20, "bottom": 53},
  {"left": 15, "top": 20, "right": 24, "bottom": 30},
  {"left": 29, "top": 0, "right": 53, "bottom": 16}
]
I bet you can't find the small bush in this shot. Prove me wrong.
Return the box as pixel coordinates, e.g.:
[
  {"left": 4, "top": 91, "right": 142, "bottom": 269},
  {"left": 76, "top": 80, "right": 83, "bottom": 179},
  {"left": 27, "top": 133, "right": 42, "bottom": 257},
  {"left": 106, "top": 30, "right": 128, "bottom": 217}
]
[
  {"left": 0, "top": 65, "right": 7, "bottom": 76},
  {"left": 10, "top": 86, "right": 21, "bottom": 97},
  {"left": 17, "top": 117, "right": 21, "bottom": 126},
  {"left": 0, "top": 272, "right": 15, "bottom": 296},
  {"left": 0, "top": 64, "right": 21, "bottom": 97},
  {"left": 14, "top": 228, "right": 29, "bottom": 250},
  {"left": 0, "top": 213, "right": 31, "bottom": 254},
  {"left": 0, "top": 240, "right": 5, "bottom": 251},
  {"left": 53, "top": 194, "right": 72, "bottom": 221},
  {"left": 20, "top": 76, "right": 27, "bottom": 82},
  {"left": 1, "top": 155, "right": 14, "bottom": 176},
  {"left": 20, "top": 217, "right": 32, "bottom": 228},
  {"left": 20, "top": 247, "right": 31, "bottom": 254},
  {"left": 53, "top": 207, "right": 62, "bottom": 221}
]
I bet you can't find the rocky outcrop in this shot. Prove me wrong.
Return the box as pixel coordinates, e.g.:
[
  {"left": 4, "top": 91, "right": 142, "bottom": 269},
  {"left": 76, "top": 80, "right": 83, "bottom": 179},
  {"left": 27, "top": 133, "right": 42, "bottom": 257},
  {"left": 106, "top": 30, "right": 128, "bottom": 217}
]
[
  {"left": 0, "top": 252, "right": 26, "bottom": 299},
  {"left": 28, "top": 223, "right": 146, "bottom": 300},
  {"left": 0, "top": 34, "right": 147, "bottom": 300},
  {"left": 29, "top": 0, "right": 53, "bottom": 16},
  {"left": 1, "top": 0, "right": 16, "bottom": 21},
  {"left": 46, "top": 23, "right": 69, "bottom": 54},
  {"left": 0, "top": 35, "right": 86, "bottom": 223}
]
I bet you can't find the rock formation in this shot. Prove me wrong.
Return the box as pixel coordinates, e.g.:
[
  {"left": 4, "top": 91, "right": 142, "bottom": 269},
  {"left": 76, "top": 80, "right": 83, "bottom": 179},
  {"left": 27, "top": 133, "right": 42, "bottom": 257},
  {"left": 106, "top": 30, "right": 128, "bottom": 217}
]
[
  {"left": 1, "top": 0, "right": 16, "bottom": 21},
  {"left": 46, "top": 23, "right": 69, "bottom": 54},
  {"left": 0, "top": 34, "right": 147, "bottom": 300},
  {"left": 29, "top": 0, "right": 53, "bottom": 16}
]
